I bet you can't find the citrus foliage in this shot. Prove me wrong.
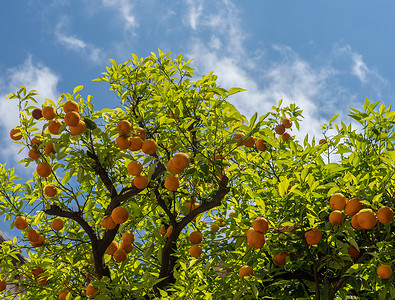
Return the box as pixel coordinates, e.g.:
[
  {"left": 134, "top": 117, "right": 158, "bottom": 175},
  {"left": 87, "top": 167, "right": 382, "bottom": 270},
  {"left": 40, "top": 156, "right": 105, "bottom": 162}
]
[{"left": 0, "top": 51, "right": 394, "bottom": 299}]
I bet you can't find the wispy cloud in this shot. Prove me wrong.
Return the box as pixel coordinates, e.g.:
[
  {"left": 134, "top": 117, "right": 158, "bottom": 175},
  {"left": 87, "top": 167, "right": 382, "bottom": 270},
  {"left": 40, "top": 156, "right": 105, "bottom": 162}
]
[
  {"left": 185, "top": 0, "right": 203, "bottom": 30},
  {"left": 55, "top": 17, "right": 105, "bottom": 64},
  {"left": 101, "top": 0, "right": 138, "bottom": 31}
]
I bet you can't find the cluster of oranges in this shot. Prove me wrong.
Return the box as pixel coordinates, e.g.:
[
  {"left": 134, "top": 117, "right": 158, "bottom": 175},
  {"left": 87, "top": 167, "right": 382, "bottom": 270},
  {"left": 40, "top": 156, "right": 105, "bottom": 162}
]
[
  {"left": 101, "top": 206, "right": 130, "bottom": 230},
  {"left": 164, "top": 152, "right": 190, "bottom": 191},
  {"left": 274, "top": 118, "right": 293, "bottom": 142},
  {"left": 105, "top": 232, "right": 135, "bottom": 263},
  {"left": 189, "top": 231, "right": 203, "bottom": 258}
]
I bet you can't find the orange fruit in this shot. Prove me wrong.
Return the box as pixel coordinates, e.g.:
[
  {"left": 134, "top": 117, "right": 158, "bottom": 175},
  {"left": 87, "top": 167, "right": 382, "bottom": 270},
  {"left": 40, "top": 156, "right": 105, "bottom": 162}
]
[
  {"left": 233, "top": 132, "right": 245, "bottom": 141},
  {"left": 210, "top": 224, "right": 220, "bottom": 231},
  {"left": 117, "top": 120, "right": 131, "bottom": 135},
  {"left": 111, "top": 206, "right": 129, "bottom": 224},
  {"left": 330, "top": 193, "right": 347, "bottom": 210},
  {"left": 239, "top": 265, "right": 254, "bottom": 279},
  {"left": 31, "top": 137, "right": 42, "bottom": 148},
  {"left": 105, "top": 241, "right": 118, "bottom": 255},
  {"left": 48, "top": 120, "right": 62, "bottom": 135},
  {"left": 86, "top": 283, "right": 99, "bottom": 298},
  {"left": 357, "top": 209, "right": 377, "bottom": 229},
  {"left": 27, "top": 229, "right": 40, "bottom": 242},
  {"left": 142, "top": 139, "right": 158, "bottom": 155},
  {"left": 351, "top": 214, "right": 363, "bottom": 230},
  {"left": 0, "top": 279, "right": 6, "bottom": 292},
  {"left": 160, "top": 225, "right": 166, "bottom": 236},
  {"left": 256, "top": 138, "right": 267, "bottom": 151},
  {"left": 329, "top": 210, "right": 344, "bottom": 226},
  {"left": 319, "top": 139, "right": 327, "bottom": 145},
  {"left": 64, "top": 100, "right": 79, "bottom": 113},
  {"left": 32, "top": 108, "right": 43, "bottom": 120},
  {"left": 113, "top": 248, "right": 127, "bottom": 262},
  {"left": 345, "top": 198, "right": 364, "bottom": 217},
  {"left": 243, "top": 136, "right": 256, "bottom": 147},
  {"left": 274, "top": 124, "right": 285, "bottom": 135},
  {"left": 128, "top": 136, "right": 143, "bottom": 151},
  {"left": 247, "top": 230, "right": 266, "bottom": 248},
  {"left": 122, "top": 232, "right": 135, "bottom": 244},
  {"left": 347, "top": 245, "right": 360, "bottom": 258},
  {"left": 282, "top": 132, "right": 291, "bottom": 142},
  {"left": 305, "top": 228, "right": 322, "bottom": 245},
  {"left": 252, "top": 217, "right": 269, "bottom": 234},
  {"left": 273, "top": 252, "right": 290, "bottom": 266},
  {"left": 58, "top": 290, "right": 71, "bottom": 300},
  {"left": 165, "top": 176, "right": 180, "bottom": 191},
  {"left": 133, "top": 174, "right": 149, "bottom": 189},
  {"left": 229, "top": 211, "right": 236, "bottom": 217},
  {"left": 10, "top": 128, "right": 22, "bottom": 140},
  {"left": 44, "top": 185, "right": 57, "bottom": 197},
  {"left": 282, "top": 118, "right": 292, "bottom": 128},
  {"left": 183, "top": 202, "right": 199, "bottom": 213},
  {"left": 14, "top": 216, "right": 28, "bottom": 230},
  {"left": 119, "top": 241, "right": 134, "bottom": 253},
  {"left": 31, "top": 235, "right": 45, "bottom": 247},
  {"left": 32, "top": 266, "right": 44, "bottom": 278},
  {"left": 52, "top": 218, "right": 64, "bottom": 231},
  {"left": 173, "top": 152, "right": 190, "bottom": 170},
  {"left": 377, "top": 206, "right": 393, "bottom": 224},
  {"left": 127, "top": 161, "right": 143, "bottom": 176},
  {"left": 28, "top": 148, "right": 41, "bottom": 160},
  {"left": 69, "top": 120, "right": 86, "bottom": 135},
  {"left": 377, "top": 264, "right": 392, "bottom": 279},
  {"left": 116, "top": 136, "right": 131, "bottom": 150},
  {"left": 167, "top": 158, "right": 183, "bottom": 174},
  {"left": 64, "top": 111, "right": 80, "bottom": 127},
  {"left": 189, "top": 244, "right": 202, "bottom": 257},
  {"left": 37, "top": 162, "right": 52, "bottom": 178},
  {"left": 42, "top": 106, "right": 56, "bottom": 120},
  {"left": 245, "top": 228, "right": 254, "bottom": 239},
  {"left": 44, "top": 143, "right": 56, "bottom": 155},
  {"left": 134, "top": 127, "right": 146, "bottom": 140},
  {"left": 189, "top": 231, "right": 203, "bottom": 244},
  {"left": 101, "top": 215, "right": 117, "bottom": 230},
  {"left": 166, "top": 225, "right": 173, "bottom": 238}
]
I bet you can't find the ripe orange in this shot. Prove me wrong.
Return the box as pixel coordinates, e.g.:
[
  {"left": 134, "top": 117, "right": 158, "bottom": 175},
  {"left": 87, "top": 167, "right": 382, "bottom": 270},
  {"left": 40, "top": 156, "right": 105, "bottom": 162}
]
[
  {"left": 142, "top": 139, "right": 158, "bottom": 155},
  {"left": 273, "top": 252, "right": 290, "bottom": 266},
  {"left": 42, "top": 106, "right": 56, "bottom": 120},
  {"left": 357, "top": 209, "right": 377, "bottom": 229},
  {"left": 48, "top": 120, "right": 62, "bottom": 135},
  {"left": 256, "top": 138, "right": 267, "bottom": 151},
  {"left": 10, "top": 128, "right": 22, "bottom": 140},
  {"left": 347, "top": 245, "right": 360, "bottom": 258},
  {"left": 239, "top": 265, "right": 254, "bottom": 279},
  {"left": 32, "top": 266, "right": 44, "bottom": 278},
  {"left": 160, "top": 225, "right": 166, "bottom": 236},
  {"left": 351, "top": 214, "right": 363, "bottom": 230},
  {"left": 36, "top": 162, "right": 52, "bottom": 178},
  {"left": 345, "top": 198, "right": 364, "bottom": 217},
  {"left": 282, "top": 132, "right": 291, "bottom": 142},
  {"left": 0, "top": 279, "right": 6, "bottom": 292},
  {"left": 28, "top": 148, "right": 40, "bottom": 160},
  {"left": 319, "top": 139, "right": 327, "bottom": 145},
  {"left": 210, "top": 224, "right": 220, "bottom": 231},
  {"left": 252, "top": 217, "right": 269, "bottom": 234},
  {"left": 167, "top": 158, "right": 183, "bottom": 174},
  {"left": 229, "top": 211, "right": 236, "bottom": 217},
  {"left": 32, "top": 108, "right": 43, "bottom": 120},
  {"left": 31, "top": 235, "right": 45, "bottom": 247},
  {"left": 122, "top": 232, "right": 135, "bottom": 244},
  {"left": 304, "top": 228, "right": 322, "bottom": 245},
  {"left": 44, "top": 143, "right": 56, "bottom": 155},
  {"left": 377, "top": 264, "right": 392, "bottom": 279},
  {"left": 133, "top": 174, "right": 149, "bottom": 189},
  {"left": 116, "top": 136, "right": 131, "bottom": 150},
  {"left": 330, "top": 193, "right": 347, "bottom": 210},
  {"left": 111, "top": 206, "right": 129, "bottom": 224},
  {"left": 282, "top": 118, "right": 292, "bottom": 129},
  {"left": 377, "top": 206, "right": 393, "bottom": 224},
  {"left": 247, "top": 230, "right": 266, "bottom": 248},
  {"left": 189, "top": 244, "right": 202, "bottom": 257},
  {"left": 27, "top": 229, "right": 40, "bottom": 242},
  {"left": 128, "top": 136, "right": 143, "bottom": 151},
  {"left": 189, "top": 231, "right": 203, "bottom": 244},
  {"left": 69, "top": 120, "right": 86, "bottom": 135},
  {"left": 233, "top": 132, "right": 245, "bottom": 142},
  {"left": 127, "top": 161, "right": 143, "bottom": 176},
  {"left": 44, "top": 185, "right": 57, "bottom": 197},
  {"left": 14, "top": 216, "right": 28, "bottom": 230},
  {"left": 173, "top": 152, "right": 190, "bottom": 170},
  {"left": 113, "top": 248, "right": 127, "bottom": 262},
  {"left": 166, "top": 225, "right": 173, "bottom": 238},
  {"left": 245, "top": 228, "right": 254, "bottom": 239},
  {"left": 64, "top": 111, "right": 80, "bottom": 127},
  {"left": 119, "top": 241, "right": 134, "bottom": 253},
  {"left": 58, "top": 290, "right": 71, "bottom": 300},
  {"left": 101, "top": 215, "right": 117, "bottom": 230},
  {"left": 64, "top": 100, "right": 79, "bottom": 113},
  {"left": 329, "top": 210, "right": 344, "bottom": 226},
  {"left": 105, "top": 241, "right": 118, "bottom": 255},
  {"left": 31, "top": 137, "right": 42, "bottom": 148},
  {"left": 134, "top": 127, "right": 146, "bottom": 140},
  {"left": 274, "top": 124, "right": 285, "bottom": 135},
  {"left": 86, "top": 283, "right": 99, "bottom": 298},
  {"left": 117, "top": 120, "right": 131, "bottom": 135},
  {"left": 243, "top": 136, "right": 256, "bottom": 147},
  {"left": 165, "top": 176, "right": 180, "bottom": 191},
  {"left": 52, "top": 218, "right": 64, "bottom": 231},
  {"left": 183, "top": 202, "right": 199, "bottom": 213}
]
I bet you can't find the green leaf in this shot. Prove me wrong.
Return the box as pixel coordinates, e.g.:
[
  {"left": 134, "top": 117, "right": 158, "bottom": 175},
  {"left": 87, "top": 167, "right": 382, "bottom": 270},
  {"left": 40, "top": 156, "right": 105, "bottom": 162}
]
[
  {"left": 228, "top": 87, "right": 246, "bottom": 96},
  {"left": 73, "top": 85, "right": 83, "bottom": 95}
]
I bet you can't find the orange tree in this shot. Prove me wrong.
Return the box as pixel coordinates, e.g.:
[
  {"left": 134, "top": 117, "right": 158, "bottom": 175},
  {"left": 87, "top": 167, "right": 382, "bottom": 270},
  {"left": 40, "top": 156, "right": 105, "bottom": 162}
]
[{"left": 0, "top": 50, "right": 394, "bottom": 299}]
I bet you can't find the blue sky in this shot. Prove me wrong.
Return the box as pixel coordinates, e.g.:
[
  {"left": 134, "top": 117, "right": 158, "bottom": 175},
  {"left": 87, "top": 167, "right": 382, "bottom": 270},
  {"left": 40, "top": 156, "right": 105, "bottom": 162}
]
[{"left": 0, "top": 1, "right": 395, "bottom": 235}]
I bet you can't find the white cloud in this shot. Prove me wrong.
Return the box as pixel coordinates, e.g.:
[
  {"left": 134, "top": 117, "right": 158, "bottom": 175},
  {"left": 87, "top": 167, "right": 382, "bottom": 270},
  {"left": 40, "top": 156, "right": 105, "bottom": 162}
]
[
  {"left": 101, "top": 0, "right": 138, "bottom": 31},
  {"left": 0, "top": 56, "right": 60, "bottom": 164},
  {"left": 55, "top": 17, "right": 106, "bottom": 64},
  {"left": 185, "top": 0, "right": 203, "bottom": 30}
]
